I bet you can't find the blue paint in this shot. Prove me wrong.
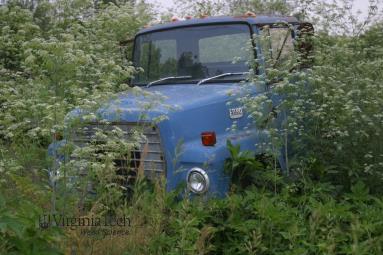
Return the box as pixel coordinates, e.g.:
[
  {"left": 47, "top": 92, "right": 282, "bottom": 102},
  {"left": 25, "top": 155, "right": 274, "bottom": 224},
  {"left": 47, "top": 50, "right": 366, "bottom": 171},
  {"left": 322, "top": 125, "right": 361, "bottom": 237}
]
[
  {"left": 138, "top": 15, "right": 299, "bottom": 35},
  {"left": 96, "top": 83, "right": 268, "bottom": 197},
  {"left": 48, "top": 15, "right": 308, "bottom": 198}
]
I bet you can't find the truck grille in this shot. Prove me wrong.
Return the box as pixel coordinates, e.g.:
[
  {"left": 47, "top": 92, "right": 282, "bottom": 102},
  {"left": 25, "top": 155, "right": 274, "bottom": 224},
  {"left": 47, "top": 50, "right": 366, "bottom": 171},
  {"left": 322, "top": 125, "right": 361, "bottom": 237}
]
[{"left": 71, "top": 122, "right": 166, "bottom": 181}]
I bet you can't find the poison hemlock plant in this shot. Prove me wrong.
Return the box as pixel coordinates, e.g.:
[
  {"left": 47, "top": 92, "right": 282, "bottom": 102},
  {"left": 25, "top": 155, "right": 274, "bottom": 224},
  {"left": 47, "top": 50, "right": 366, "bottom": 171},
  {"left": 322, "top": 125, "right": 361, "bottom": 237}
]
[{"left": 0, "top": 0, "right": 383, "bottom": 254}]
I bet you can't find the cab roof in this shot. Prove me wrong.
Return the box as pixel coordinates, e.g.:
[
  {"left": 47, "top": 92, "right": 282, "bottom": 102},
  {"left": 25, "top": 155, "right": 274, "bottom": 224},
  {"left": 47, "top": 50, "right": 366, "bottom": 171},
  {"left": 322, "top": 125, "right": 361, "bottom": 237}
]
[{"left": 137, "top": 15, "right": 300, "bottom": 35}]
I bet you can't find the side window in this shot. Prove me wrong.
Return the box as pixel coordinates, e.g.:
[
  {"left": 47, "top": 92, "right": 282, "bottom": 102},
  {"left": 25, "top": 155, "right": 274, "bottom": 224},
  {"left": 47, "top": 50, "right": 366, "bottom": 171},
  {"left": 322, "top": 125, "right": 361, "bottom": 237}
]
[{"left": 259, "top": 25, "right": 295, "bottom": 71}]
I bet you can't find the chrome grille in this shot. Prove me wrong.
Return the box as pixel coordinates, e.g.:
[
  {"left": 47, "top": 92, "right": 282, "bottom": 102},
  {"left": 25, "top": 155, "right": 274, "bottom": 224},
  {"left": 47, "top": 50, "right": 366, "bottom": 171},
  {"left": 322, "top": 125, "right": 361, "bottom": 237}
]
[{"left": 71, "top": 122, "right": 166, "bottom": 180}]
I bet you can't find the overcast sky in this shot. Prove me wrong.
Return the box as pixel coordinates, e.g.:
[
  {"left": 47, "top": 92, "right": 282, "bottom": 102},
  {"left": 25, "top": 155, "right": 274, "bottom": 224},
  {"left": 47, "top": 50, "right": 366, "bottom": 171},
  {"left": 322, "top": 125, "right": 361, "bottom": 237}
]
[{"left": 147, "top": 0, "right": 382, "bottom": 20}]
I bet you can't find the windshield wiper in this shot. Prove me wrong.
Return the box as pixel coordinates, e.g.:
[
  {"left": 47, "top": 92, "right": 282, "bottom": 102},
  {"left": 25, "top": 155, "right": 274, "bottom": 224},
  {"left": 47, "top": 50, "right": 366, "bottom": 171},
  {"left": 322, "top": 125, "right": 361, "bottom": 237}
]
[
  {"left": 197, "top": 72, "right": 249, "bottom": 85},
  {"left": 146, "top": 75, "right": 192, "bottom": 87}
]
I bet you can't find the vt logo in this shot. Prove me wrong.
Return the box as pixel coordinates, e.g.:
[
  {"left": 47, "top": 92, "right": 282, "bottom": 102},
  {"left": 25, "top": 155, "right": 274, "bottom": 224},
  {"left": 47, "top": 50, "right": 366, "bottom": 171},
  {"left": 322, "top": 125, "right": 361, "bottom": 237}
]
[{"left": 39, "top": 214, "right": 51, "bottom": 229}]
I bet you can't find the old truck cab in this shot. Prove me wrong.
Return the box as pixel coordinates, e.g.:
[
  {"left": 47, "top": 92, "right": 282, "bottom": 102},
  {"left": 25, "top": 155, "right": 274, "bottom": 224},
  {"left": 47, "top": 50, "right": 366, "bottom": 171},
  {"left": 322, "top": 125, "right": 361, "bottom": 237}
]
[{"left": 49, "top": 14, "right": 313, "bottom": 197}]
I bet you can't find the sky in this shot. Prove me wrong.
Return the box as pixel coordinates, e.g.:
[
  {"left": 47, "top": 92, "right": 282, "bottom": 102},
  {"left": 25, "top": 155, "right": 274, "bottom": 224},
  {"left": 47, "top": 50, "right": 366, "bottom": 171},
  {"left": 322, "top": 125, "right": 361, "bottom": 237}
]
[{"left": 147, "top": 0, "right": 383, "bottom": 20}]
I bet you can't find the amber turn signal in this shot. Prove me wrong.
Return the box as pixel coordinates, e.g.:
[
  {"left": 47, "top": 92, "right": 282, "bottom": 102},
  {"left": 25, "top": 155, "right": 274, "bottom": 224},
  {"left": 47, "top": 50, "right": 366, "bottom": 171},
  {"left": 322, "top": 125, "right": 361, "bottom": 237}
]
[{"left": 201, "top": 131, "right": 216, "bottom": 146}]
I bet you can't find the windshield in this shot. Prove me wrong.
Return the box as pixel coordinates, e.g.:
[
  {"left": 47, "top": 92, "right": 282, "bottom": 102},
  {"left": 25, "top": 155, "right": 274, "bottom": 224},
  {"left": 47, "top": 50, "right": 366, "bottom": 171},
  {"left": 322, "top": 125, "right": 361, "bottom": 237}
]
[{"left": 133, "top": 24, "right": 253, "bottom": 85}]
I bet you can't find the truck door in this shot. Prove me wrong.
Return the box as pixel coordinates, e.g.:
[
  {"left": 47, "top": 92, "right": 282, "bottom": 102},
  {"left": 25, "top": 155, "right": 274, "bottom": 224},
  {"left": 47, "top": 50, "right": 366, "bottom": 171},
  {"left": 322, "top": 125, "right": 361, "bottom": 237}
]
[{"left": 254, "top": 24, "right": 297, "bottom": 172}]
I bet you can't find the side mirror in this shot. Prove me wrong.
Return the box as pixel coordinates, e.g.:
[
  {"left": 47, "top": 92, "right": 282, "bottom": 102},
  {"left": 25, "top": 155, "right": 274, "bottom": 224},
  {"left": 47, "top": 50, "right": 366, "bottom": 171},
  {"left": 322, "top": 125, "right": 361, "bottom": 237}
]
[
  {"left": 296, "top": 22, "right": 314, "bottom": 67},
  {"left": 119, "top": 37, "right": 135, "bottom": 64}
]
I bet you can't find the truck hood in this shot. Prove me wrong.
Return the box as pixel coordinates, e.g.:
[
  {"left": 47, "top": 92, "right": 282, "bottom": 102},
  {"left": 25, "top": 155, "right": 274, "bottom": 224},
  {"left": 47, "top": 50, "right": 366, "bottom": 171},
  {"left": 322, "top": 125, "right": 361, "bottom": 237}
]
[{"left": 97, "top": 83, "right": 244, "bottom": 120}]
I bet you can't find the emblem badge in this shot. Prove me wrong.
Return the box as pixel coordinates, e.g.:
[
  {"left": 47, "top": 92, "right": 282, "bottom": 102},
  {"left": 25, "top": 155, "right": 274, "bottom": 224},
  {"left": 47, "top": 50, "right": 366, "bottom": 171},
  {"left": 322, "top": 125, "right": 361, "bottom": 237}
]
[{"left": 229, "top": 107, "right": 243, "bottom": 119}]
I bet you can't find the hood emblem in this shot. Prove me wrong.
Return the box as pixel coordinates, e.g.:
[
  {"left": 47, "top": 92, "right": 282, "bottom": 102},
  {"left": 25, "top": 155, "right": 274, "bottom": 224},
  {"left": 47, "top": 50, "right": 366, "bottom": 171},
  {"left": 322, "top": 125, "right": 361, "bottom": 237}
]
[{"left": 229, "top": 107, "right": 243, "bottom": 119}]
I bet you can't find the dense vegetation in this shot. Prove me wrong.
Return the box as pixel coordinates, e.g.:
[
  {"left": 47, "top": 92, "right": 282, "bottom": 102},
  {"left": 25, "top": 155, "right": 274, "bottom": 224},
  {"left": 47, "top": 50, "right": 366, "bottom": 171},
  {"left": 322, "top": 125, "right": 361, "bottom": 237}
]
[{"left": 0, "top": 0, "right": 382, "bottom": 254}]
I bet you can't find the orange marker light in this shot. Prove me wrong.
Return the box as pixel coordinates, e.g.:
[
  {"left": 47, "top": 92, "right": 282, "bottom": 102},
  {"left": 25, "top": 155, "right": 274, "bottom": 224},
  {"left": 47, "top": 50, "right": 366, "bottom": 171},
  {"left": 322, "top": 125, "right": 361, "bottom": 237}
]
[
  {"left": 244, "top": 11, "right": 256, "bottom": 17},
  {"left": 201, "top": 132, "right": 216, "bottom": 146},
  {"left": 171, "top": 16, "right": 179, "bottom": 22}
]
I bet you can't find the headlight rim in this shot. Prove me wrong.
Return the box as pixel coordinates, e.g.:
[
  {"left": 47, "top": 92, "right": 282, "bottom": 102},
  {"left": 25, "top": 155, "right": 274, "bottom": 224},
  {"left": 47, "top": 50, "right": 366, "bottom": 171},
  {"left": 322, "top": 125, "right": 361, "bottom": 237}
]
[{"left": 186, "top": 167, "right": 210, "bottom": 194}]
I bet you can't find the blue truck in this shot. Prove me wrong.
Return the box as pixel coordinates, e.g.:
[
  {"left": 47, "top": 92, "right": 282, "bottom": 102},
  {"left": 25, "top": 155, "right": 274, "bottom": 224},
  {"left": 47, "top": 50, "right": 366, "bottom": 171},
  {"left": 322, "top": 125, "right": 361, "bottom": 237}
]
[{"left": 49, "top": 13, "right": 313, "bottom": 197}]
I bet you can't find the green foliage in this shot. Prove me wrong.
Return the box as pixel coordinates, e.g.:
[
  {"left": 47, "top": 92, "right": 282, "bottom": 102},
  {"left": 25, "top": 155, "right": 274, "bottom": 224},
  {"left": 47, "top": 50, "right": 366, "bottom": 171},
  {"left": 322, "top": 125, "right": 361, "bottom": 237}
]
[
  {"left": 243, "top": 2, "right": 383, "bottom": 194},
  {"left": 0, "top": 0, "right": 153, "bottom": 253},
  {"left": 122, "top": 179, "right": 383, "bottom": 255},
  {"left": 0, "top": 0, "right": 382, "bottom": 254},
  {"left": 0, "top": 3, "right": 40, "bottom": 70},
  {"left": 171, "top": 0, "right": 291, "bottom": 17},
  {"left": 0, "top": 193, "right": 63, "bottom": 255},
  {"left": 224, "top": 140, "right": 284, "bottom": 192}
]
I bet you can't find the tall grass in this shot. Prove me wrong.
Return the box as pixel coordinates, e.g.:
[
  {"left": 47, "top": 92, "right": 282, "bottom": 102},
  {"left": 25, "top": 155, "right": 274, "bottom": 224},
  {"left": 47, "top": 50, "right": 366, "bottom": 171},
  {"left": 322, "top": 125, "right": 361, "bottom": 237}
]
[{"left": 0, "top": 0, "right": 382, "bottom": 254}]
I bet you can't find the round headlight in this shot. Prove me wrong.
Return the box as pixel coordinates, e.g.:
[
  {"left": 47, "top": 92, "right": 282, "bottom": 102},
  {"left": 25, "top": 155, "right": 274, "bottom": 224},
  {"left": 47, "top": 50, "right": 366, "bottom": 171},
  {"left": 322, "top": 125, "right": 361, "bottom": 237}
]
[{"left": 187, "top": 167, "right": 209, "bottom": 194}]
